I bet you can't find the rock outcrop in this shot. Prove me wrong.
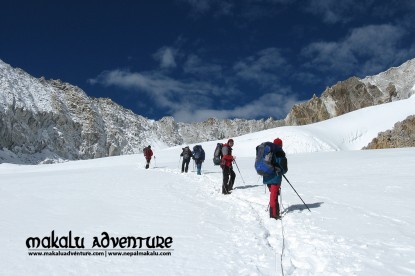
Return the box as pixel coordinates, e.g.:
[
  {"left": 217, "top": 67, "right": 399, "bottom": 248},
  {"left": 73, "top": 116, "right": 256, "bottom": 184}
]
[
  {"left": 286, "top": 77, "right": 386, "bottom": 125},
  {"left": 363, "top": 115, "right": 415, "bottom": 149},
  {"left": 285, "top": 58, "right": 415, "bottom": 126}
]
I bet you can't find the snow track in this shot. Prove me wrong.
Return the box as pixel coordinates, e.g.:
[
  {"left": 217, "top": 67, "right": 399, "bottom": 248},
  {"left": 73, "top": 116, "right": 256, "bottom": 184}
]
[{"left": 153, "top": 161, "right": 363, "bottom": 275}]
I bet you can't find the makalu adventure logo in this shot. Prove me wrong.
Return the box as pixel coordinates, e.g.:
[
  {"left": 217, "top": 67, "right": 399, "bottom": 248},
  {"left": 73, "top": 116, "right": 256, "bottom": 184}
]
[{"left": 26, "top": 231, "right": 174, "bottom": 257}]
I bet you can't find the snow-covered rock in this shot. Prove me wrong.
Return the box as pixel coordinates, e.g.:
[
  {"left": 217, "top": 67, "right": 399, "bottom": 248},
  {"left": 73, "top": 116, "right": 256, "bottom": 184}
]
[{"left": 0, "top": 59, "right": 283, "bottom": 164}]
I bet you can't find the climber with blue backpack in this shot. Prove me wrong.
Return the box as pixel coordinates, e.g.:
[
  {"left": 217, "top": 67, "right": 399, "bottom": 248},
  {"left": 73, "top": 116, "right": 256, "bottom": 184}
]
[
  {"left": 192, "top": 145, "right": 205, "bottom": 175},
  {"left": 255, "top": 138, "right": 288, "bottom": 219}
]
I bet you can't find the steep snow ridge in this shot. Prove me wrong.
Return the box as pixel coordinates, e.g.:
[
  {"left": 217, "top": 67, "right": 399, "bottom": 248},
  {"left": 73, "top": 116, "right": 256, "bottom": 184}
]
[
  {"left": 362, "top": 58, "right": 415, "bottom": 99},
  {"left": 0, "top": 61, "right": 55, "bottom": 112}
]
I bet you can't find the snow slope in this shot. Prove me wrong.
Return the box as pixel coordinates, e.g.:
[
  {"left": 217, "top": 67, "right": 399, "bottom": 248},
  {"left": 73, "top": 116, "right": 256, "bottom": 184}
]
[{"left": 1, "top": 98, "right": 415, "bottom": 275}]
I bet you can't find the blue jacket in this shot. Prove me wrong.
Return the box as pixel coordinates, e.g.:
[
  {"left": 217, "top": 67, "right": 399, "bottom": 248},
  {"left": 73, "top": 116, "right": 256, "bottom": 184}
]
[{"left": 263, "top": 147, "right": 288, "bottom": 185}]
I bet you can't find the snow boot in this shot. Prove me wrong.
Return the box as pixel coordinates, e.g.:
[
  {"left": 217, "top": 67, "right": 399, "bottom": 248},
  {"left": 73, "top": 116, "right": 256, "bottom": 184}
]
[{"left": 269, "top": 205, "right": 281, "bottom": 220}]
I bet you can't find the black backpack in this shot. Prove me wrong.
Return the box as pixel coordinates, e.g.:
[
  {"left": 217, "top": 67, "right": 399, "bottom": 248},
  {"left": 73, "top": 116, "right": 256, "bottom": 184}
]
[
  {"left": 193, "top": 145, "right": 202, "bottom": 160},
  {"left": 182, "top": 147, "right": 191, "bottom": 159},
  {"left": 213, "top": 143, "right": 223, "bottom": 165}
]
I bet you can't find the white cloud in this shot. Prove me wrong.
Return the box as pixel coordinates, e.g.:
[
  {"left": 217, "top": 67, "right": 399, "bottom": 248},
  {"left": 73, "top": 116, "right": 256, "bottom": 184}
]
[
  {"left": 153, "top": 47, "right": 177, "bottom": 69},
  {"left": 173, "top": 91, "right": 300, "bottom": 122},
  {"left": 89, "top": 45, "right": 302, "bottom": 122},
  {"left": 89, "top": 67, "right": 299, "bottom": 122},
  {"left": 301, "top": 24, "right": 411, "bottom": 76},
  {"left": 88, "top": 69, "right": 239, "bottom": 115}
]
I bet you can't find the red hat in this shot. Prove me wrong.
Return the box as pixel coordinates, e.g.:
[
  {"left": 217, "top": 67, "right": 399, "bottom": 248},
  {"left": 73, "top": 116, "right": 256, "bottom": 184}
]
[{"left": 273, "top": 138, "right": 283, "bottom": 146}]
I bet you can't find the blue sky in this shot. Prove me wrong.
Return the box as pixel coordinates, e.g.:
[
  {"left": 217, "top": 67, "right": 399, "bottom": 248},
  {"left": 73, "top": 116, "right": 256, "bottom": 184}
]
[{"left": 1, "top": 0, "right": 415, "bottom": 122}]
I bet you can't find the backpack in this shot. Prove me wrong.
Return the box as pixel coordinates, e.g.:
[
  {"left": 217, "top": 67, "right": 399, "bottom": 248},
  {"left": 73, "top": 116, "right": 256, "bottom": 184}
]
[
  {"left": 254, "top": 142, "right": 277, "bottom": 176},
  {"left": 193, "top": 145, "right": 202, "bottom": 160},
  {"left": 182, "top": 147, "right": 191, "bottom": 159},
  {"left": 213, "top": 143, "right": 223, "bottom": 165}
]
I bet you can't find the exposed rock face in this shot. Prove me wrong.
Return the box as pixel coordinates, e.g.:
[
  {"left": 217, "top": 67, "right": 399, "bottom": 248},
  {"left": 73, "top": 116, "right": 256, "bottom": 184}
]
[
  {"left": 286, "top": 77, "right": 385, "bottom": 125},
  {"left": 285, "top": 59, "right": 415, "bottom": 126},
  {"left": 363, "top": 115, "right": 415, "bottom": 149},
  {"left": 178, "top": 117, "right": 284, "bottom": 144}
]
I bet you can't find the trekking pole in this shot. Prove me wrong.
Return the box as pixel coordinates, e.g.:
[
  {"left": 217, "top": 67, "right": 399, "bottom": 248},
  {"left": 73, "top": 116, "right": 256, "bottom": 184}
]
[
  {"left": 282, "top": 175, "right": 311, "bottom": 212},
  {"left": 233, "top": 160, "right": 246, "bottom": 184}
]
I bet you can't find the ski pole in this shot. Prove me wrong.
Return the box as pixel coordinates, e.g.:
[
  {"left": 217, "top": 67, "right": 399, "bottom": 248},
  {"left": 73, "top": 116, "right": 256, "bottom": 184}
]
[
  {"left": 233, "top": 160, "right": 246, "bottom": 184},
  {"left": 283, "top": 175, "right": 311, "bottom": 212}
]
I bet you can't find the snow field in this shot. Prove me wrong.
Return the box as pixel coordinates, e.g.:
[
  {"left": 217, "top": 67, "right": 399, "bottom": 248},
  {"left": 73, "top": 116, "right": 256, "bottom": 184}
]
[
  {"left": 1, "top": 145, "right": 415, "bottom": 275},
  {"left": 1, "top": 96, "right": 415, "bottom": 275}
]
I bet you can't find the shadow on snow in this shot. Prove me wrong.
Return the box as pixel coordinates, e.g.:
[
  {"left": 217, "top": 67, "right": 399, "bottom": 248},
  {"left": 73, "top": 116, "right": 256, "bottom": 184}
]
[
  {"left": 233, "top": 184, "right": 262, "bottom": 190},
  {"left": 282, "top": 202, "right": 324, "bottom": 214}
]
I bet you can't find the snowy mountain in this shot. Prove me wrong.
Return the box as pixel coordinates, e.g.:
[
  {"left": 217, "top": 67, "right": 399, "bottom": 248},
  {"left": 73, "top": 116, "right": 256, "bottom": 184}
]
[
  {"left": 1, "top": 95, "right": 415, "bottom": 275},
  {"left": 0, "top": 59, "right": 282, "bottom": 164},
  {"left": 1, "top": 57, "right": 415, "bottom": 164},
  {"left": 285, "top": 58, "right": 415, "bottom": 126}
]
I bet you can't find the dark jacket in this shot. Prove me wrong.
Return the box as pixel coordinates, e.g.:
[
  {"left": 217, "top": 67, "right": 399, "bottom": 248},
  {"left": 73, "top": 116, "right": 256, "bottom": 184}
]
[
  {"left": 263, "top": 147, "right": 288, "bottom": 185},
  {"left": 180, "top": 147, "right": 193, "bottom": 160}
]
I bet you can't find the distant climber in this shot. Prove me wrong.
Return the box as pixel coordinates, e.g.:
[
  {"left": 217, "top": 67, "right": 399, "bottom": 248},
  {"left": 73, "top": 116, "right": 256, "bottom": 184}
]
[{"left": 143, "top": 145, "right": 153, "bottom": 169}]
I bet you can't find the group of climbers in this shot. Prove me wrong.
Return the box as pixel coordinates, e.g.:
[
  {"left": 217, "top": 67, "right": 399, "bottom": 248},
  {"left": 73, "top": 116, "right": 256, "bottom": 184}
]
[{"left": 143, "top": 136, "right": 288, "bottom": 220}]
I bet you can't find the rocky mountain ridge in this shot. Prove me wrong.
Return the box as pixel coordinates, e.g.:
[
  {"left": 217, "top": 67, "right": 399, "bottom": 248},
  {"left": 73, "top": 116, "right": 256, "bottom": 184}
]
[
  {"left": 0, "top": 59, "right": 283, "bottom": 163},
  {"left": 1, "top": 57, "right": 414, "bottom": 164},
  {"left": 285, "top": 59, "right": 415, "bottom": 125}
]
